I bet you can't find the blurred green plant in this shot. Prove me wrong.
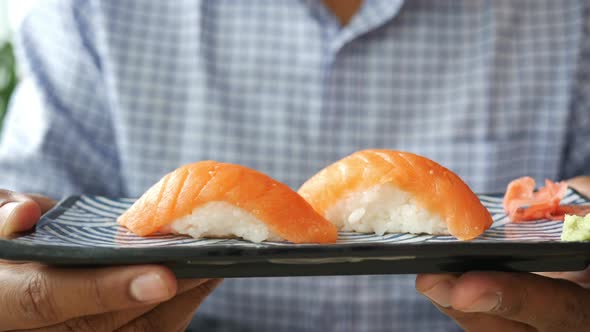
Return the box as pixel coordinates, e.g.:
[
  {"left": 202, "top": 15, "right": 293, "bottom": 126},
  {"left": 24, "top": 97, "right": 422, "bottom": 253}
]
[{"left": 0, "top": 42, "right": 17, "bottom": 129}]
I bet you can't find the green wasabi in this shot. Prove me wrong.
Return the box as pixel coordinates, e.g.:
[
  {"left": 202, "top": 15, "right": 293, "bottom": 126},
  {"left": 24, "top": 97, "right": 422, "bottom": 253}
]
[{"left": 561, "top": 213, "right": 590, "bottom": 242}]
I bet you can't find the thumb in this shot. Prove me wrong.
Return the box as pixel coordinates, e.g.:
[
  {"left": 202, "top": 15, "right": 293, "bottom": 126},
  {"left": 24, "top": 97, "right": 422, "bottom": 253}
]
[
  {"left": 0, "top": 199, "right": 41, "bottom": 237},
  {"left": 0, "top": 263, "right": 179, "bottom": 331}
]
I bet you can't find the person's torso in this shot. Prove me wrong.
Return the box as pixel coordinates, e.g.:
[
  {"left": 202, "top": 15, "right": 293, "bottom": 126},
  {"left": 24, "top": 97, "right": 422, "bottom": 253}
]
[{"left": 93, "top": 1, "right": 583, "bottom": 331}]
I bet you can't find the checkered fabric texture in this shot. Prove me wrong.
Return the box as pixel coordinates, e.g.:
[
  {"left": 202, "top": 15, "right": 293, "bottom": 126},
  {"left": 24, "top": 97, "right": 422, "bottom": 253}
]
[{"left": 1, "top": 0, "right": 589, "bottom": 331}]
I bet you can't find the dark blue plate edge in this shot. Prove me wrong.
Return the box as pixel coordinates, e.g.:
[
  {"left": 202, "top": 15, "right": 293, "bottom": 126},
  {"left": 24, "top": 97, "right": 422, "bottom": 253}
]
[
  {"left": 1, "top": 239, "right": 589, "bottom": 276},
  {"left": 1, "top": 238, "right": 590, "bottom": 261}
]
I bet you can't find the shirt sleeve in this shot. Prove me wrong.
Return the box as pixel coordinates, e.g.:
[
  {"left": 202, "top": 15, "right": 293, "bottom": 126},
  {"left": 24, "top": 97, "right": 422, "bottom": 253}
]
[{"left": 0, "top": 0, "right": 123, "bottom": 199}]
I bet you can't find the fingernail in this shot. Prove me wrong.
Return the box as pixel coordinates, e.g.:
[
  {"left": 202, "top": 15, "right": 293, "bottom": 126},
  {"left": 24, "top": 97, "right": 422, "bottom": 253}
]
[
  {"left": 0, "top": 202, "right": 21, "bottom": 236},
  {"left": 130, "top": 273, "right": 173, "bottom": 303},
  {"left": 422, "top": 280, "right": 455, "bottom": 308},
  {"left": 460, "top": 292, "right": 500, "bottom": 312}
]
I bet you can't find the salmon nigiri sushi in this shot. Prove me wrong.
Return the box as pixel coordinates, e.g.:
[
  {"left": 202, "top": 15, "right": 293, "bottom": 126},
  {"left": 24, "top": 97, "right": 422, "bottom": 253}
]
[
  {"left": 298, "top": 150, "right": 493, "bottom": 241},
  {"left": 118, "top": 161, "right": 338, "bottom": 243}
]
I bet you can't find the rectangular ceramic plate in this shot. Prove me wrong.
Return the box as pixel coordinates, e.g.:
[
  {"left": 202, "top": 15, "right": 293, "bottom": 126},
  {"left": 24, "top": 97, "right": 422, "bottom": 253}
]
[{"left": 1, "top": 190, "right": 589, "bottom": 277}]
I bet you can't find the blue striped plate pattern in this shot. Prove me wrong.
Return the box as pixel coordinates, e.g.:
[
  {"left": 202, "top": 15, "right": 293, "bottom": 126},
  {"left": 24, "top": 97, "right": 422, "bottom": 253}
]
[{"left": 15, "top": 190, "right": 589, "bottom": 248}]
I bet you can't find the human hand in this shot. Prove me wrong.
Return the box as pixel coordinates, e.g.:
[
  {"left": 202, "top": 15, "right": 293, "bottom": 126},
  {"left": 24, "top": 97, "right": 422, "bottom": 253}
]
[
  {"left": 416, "top": 270, "right": 590, "bottom": 332},
  {"left": 415, "top": 176, "right": 590, "bottom": 332},
  {"left": 0, "top": 190, "right": 56, "bottom": 237},
  {"left": 0, "top": 190, "right": 221, "bottom": 331}
]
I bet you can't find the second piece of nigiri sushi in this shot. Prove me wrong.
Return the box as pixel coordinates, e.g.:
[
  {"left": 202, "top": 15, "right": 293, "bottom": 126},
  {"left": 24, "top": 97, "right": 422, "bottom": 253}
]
[
  {"left": 298, "top": 149, "right": 492, "bottom": 240},
  {"left": 118, "top": 161, "right": 338, "bottom": 243}
]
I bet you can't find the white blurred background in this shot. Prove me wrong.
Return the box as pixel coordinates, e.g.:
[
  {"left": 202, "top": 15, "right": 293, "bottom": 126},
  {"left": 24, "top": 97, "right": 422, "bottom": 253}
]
[{"left": 0, "top": 0, "right": 38, "bottom": 43}]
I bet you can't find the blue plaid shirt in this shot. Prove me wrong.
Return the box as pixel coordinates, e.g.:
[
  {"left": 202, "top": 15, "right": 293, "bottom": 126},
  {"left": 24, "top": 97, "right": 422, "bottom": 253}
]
[{"left": 2, "top": 0, "right": 589, "bottom": 331}]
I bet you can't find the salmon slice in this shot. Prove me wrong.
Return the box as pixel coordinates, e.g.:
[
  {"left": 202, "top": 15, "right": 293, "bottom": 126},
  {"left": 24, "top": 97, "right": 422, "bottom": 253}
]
[
  {"left": 503, "top": 177, "right": 568, "bottom": 222},
  {"left": 298, "top": 149, "right": 493, "bottom": 241},
  {"left": 118, "top": 161, "right": 338, "bottom": 243}
]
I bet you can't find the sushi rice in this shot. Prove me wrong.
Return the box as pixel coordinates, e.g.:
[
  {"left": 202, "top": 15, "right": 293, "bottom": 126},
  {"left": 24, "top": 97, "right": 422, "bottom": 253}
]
[
  {"left": 326, "top": 183, "right": 449, "bottom": 236},
  {"left": 160, "top": 201, "right": 283, "bottom": 243}
]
